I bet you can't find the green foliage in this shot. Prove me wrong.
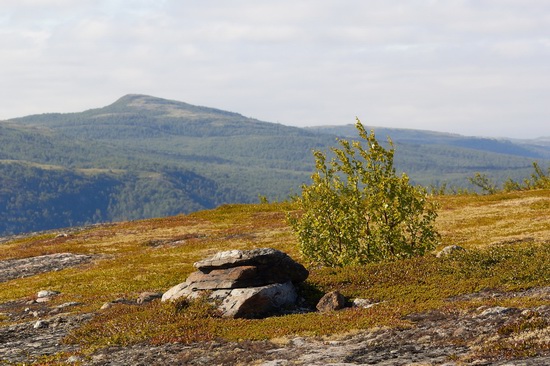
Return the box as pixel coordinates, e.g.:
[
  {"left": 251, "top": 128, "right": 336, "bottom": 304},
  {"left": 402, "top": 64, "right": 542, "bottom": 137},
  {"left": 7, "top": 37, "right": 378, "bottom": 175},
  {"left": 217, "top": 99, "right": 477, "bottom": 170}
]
[
  {"left": 468, "top": 173, "right": 498, "bottom": 194},
  {"left": 308, "top": 242, "right": 550, "bottom": 305},
  {"left": 288, "top": 119, "right": 440, "bottom": 267},
  {"left": 525, "top": 161, "right": 550, "bottom": 189},
  {"left": 0, "top": 162, "right": 229, "bottom": 235},
  {"left": 470, "top": 162, "right": 550, "bottom": 194}
]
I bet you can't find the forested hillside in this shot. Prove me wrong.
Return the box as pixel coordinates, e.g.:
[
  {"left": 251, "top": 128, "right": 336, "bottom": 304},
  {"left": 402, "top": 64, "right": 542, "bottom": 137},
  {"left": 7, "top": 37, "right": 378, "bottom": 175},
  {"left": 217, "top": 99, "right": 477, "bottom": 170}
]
[
  {"left": 307, "top": 124, "right": 550, "bottom": 159},
  {"left": 1, "top": 94, "right": 548, "bottom": 235}
]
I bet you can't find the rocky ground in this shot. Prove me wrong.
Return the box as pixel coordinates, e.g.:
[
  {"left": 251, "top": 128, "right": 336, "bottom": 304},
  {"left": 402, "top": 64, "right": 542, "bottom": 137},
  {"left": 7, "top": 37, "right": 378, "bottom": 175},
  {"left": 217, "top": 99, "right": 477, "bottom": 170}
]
[{"left": 1, "top": 253, "right": 549, "bottom": 365}]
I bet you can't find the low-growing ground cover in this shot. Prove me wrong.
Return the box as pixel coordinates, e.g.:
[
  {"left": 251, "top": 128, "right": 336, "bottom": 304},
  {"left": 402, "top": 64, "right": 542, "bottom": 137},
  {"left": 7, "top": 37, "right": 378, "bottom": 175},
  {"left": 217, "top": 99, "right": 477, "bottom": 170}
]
[{"left": 0, "top": 190, "right": 549, "bottom": 363}]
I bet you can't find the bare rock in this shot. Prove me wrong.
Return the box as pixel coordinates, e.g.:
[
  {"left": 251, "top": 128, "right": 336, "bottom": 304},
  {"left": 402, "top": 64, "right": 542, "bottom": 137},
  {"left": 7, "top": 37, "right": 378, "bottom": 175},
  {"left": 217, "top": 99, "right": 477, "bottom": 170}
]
[
  {"left": 0, "top": 253, "right": 93, "bottom": 283},
  {"left": 352, "top": 298, "right": 381, "bottom": 309},
  {"left": 316, "top": 291, "right": 346, "bottom": 312},
  {"left": 217, "top": 281, "right": 298, "bottom": 318},
  {"left": 33, "top": 320, "right": 48, "bottom": 329},
  {"left": 161, "top": 282, "right": 192, "bottom": 302}
]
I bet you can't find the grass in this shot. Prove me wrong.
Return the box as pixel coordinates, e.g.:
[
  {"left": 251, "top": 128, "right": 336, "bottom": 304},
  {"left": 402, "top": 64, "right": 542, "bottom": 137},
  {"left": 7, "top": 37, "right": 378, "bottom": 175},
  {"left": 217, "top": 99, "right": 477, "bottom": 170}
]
[{"left": 0, "top": 190, "right": 549, "bottom": 357}]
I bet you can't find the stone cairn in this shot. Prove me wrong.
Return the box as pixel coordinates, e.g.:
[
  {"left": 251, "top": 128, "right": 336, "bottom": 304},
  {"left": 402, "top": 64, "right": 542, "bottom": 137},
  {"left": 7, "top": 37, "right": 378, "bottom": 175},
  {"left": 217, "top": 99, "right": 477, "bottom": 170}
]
[{"left": 162, "top": 248, "right": 309, "bottom": 319}]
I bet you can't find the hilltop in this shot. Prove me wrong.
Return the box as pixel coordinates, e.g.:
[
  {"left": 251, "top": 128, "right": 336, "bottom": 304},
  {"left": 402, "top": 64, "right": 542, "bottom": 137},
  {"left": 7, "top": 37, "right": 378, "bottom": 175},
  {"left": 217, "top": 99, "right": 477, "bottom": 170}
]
[
  {"left": 0, "top": 189, "right": 549, "bottom": 364},
  {"left": 1, "top": 94, "right": 549, "bottom": 235}
]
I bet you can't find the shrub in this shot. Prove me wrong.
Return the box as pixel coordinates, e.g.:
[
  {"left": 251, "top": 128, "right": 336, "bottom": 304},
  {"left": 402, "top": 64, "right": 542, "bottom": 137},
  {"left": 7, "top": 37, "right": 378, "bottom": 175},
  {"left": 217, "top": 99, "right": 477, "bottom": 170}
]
[{"left": 288, "top": 119, "right": 439, "bottom": 267}]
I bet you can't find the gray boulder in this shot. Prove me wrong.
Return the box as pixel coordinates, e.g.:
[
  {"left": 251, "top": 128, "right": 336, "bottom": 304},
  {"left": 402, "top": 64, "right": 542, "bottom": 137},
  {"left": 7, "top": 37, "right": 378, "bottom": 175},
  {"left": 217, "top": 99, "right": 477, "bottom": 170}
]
[
  {"left": 218, "top": 281, "right": 298, "bottom": 318},
  {"left": 162, "top": 248, "right": 308, "bottom": 318}
]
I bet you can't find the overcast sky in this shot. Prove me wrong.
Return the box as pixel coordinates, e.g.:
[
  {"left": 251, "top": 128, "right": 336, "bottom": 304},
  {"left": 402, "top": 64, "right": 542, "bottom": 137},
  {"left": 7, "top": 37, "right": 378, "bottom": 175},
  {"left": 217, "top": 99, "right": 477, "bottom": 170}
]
[{"left": 2, "top": 0, "right": 549, "bottom": 138}]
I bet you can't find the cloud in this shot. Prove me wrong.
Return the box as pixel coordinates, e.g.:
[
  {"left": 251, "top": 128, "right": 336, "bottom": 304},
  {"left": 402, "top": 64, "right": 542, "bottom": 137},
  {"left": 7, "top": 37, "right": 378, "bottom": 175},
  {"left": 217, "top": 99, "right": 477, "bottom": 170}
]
[{"left": 0, "top": 0, "right": 549, "bottom": 138}]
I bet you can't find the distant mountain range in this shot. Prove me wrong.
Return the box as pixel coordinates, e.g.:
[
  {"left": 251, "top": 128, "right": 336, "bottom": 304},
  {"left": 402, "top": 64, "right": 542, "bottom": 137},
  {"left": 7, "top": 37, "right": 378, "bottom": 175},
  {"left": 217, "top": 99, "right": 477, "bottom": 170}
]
[{"left": 1, "top": 94, "right": 548, "bottom": 235}]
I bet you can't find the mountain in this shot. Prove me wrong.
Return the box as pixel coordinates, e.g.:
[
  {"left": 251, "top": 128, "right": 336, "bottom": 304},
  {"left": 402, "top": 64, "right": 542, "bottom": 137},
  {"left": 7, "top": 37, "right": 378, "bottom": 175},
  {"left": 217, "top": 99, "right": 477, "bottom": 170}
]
[
  {"left": 307, "top": 124, "right": 550, "bottom": 188},
  {"left": 1, "top": 94, "right": 548, "bottom": 235},
  {"left": 1, "top": 95, "right": 336, "bottom": 235},
  {"left": 306, "top": 125, "right": 550, "bottom": 159}
]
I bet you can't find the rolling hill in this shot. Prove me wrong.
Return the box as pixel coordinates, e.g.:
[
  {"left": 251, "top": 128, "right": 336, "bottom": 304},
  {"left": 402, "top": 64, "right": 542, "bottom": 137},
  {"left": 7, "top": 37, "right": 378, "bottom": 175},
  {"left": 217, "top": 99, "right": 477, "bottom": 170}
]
[{"left": 1, "top": 94, "right": 548, "bottom": 235}]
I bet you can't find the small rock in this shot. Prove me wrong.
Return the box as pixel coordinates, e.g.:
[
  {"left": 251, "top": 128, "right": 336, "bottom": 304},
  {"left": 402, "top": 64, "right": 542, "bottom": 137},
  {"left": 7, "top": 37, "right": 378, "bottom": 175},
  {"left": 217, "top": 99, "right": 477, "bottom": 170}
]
[
  {"left": 417, "top": 335, "right": 432, "bottom": 344},
  {"left": 37, "top": 290, "right": 60, "bottom": 298},
  {"left": 352, "top": 298, "right": 379, "bottom": 308},
  {"left": 476, "top": 306, "right": 514, "bottom": 317},
  {"left": 436, "top": 245, "right": 465, "bottom": 258},
  {"left": 66, "top": 355, "right": 81, "bottom": 363},
  {"left": 92, "top": 354, "right": 107, "bottom": 362},
  {"left": 36, "top": 290, "right": 61, "bottom": 302},
  {"left": 137, "top": 292, "right": 163, "bottom": 304},
  {"left": 33, "top": 320, "right": 48, "bottom": 329},
  {"left": 316, "top": 291, "right": 346, "bottom": 312},
  {"left": 100, "top": 302, "right": 112, "bottom": 310},
  {"left": 290, "top": 337, "right": 307, "bottom": 347},
  {"left": 452, "top": 327, "right": 468, "bottom": 338}
]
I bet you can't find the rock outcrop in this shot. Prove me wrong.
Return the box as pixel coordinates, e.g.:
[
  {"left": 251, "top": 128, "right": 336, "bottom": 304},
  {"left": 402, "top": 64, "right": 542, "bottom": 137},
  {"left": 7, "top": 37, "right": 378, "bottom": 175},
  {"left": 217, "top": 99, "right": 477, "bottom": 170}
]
[
  {"left": 162, "top": 248, "right": 308, "bottom": 318},
  {"left": 0, "top": 253, "right": 93, "bottom": 283}
]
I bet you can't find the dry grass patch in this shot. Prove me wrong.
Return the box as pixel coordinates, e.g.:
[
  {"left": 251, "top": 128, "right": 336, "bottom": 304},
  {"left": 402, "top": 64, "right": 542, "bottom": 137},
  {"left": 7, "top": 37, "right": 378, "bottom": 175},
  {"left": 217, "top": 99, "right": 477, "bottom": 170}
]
[{"left": 435, "top": 189, "right": 550, "bottom": 248}]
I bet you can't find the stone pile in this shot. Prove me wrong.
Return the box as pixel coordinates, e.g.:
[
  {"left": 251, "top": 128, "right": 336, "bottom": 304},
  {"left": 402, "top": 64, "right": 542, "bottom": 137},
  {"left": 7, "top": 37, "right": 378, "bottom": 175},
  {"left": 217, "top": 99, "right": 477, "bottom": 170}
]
[{"left": 162, "top": 248, "right": 309, "bottom": 318}]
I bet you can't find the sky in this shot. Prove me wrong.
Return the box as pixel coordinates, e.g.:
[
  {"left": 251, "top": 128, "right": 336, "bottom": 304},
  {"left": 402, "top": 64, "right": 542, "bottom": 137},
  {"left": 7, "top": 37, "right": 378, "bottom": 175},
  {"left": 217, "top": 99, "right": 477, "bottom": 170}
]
[{"left": 1, "top": 0, "right": 549, "bottom": 139}]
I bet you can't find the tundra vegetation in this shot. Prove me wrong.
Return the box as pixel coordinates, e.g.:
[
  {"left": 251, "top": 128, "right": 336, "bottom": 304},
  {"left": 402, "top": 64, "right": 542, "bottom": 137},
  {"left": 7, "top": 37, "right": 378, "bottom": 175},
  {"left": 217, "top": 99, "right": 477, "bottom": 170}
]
[
  {"left": 288, "top": 120, "right": 439, "bottom": 266},
  {"left": 0, "top": 192, "right": 549, "bottom": 362}
]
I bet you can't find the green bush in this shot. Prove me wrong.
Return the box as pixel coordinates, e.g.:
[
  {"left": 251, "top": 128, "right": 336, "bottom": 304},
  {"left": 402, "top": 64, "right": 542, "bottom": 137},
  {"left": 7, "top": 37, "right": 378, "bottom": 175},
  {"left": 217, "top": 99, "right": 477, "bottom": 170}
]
[{"left": 288, "top": 119, "right": 439, "bottom": 267}]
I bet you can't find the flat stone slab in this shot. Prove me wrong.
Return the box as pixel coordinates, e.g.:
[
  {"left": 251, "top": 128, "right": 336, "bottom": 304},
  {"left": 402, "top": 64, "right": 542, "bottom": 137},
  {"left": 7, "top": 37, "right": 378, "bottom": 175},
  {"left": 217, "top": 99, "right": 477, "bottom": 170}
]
[
  {"left": 193, "top": 248, "right": 308, "bottom": 283},
  {"left": 186, "top": 265, "right": 261, "bottom": 290}
]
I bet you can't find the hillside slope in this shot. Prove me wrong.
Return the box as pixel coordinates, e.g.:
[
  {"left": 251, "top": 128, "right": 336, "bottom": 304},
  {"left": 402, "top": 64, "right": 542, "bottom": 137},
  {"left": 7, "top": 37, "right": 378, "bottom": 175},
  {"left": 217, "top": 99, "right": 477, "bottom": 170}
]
[
  {"left": 2, "top": 94, "right": 548, "bottom": 235},
  {"left": 0, "top": 190, "right": 548, "bottom": 364}
]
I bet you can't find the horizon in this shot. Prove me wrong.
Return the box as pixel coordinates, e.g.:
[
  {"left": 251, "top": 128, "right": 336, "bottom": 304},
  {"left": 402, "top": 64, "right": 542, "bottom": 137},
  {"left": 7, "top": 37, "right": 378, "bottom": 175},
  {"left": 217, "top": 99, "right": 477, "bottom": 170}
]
[
  {"left": 2, "top": 1, "right": 550, "bottom": 139},
  {"left": 3, "top": 93, "right": 548, "bottom": 141}
]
